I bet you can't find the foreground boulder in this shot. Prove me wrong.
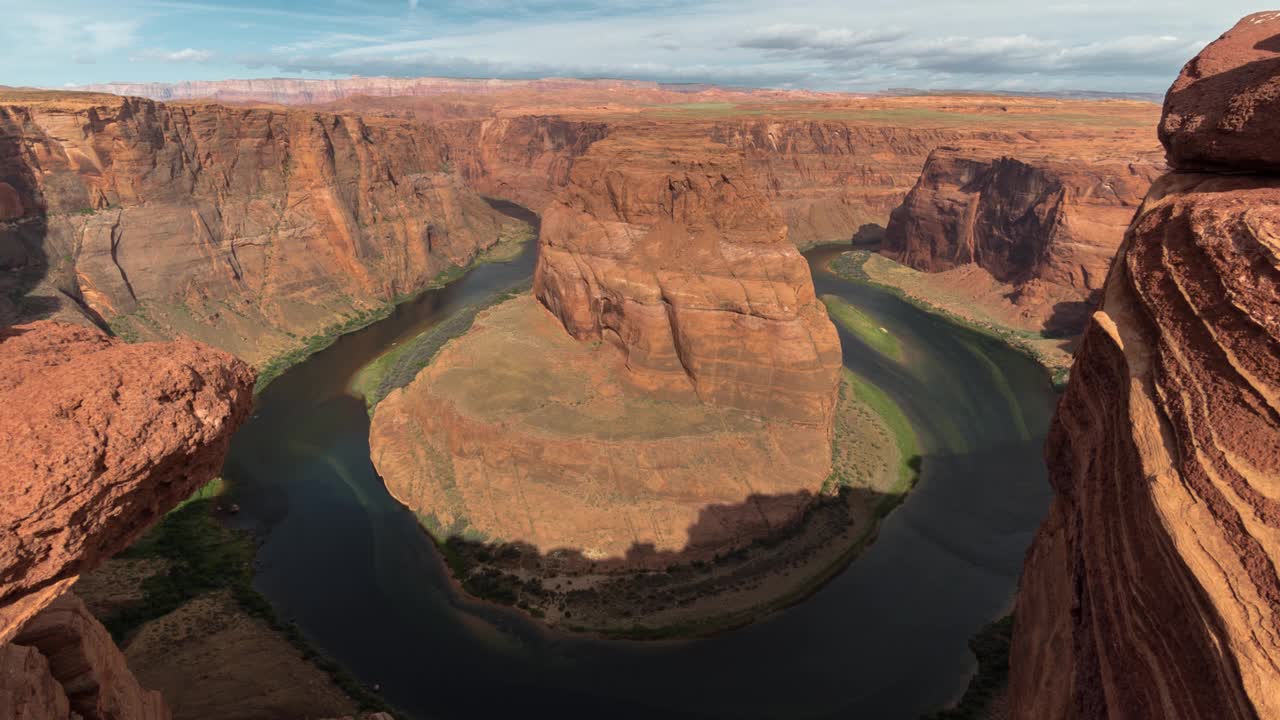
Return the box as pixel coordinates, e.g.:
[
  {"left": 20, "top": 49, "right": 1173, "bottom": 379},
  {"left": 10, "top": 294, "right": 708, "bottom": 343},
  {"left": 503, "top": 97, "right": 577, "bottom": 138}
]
[
  {"left": 1160, "top": 11, "right": 1280, "bottom": 172},
  {"left": 0, "top": 322, "right": 254, "bottom": 718},
  {"left": 1009, "top": 14, "right": 1280, "bottom": 720}
]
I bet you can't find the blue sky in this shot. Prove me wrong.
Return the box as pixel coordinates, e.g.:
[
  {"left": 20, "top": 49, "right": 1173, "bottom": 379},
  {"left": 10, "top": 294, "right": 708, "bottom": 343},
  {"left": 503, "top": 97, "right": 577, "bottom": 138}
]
[{"left": 0, "top": 0, "right": 1268, "bottom": 92}]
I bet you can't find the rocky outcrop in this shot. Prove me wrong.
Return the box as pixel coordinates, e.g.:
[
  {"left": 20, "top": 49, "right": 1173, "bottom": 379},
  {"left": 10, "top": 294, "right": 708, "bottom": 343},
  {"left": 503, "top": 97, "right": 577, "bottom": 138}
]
[
  {"left": 0, "top": 321, "right": 252, "bottom": 720},
  {"left": 0, "top": 91, "right": 514, "bottom": 364},
  {"left": 1160, "top": 12, "right": 1280, "bottom": 172},
  {"left": 882, "top": 146, "right": 1162, "bottom": 333},
  {"left": 8, "top": 594, "right": 169, "bottom": 720},
  {"left": 535, "top": 127, "right": 843, "bottom": 425},
  {"left": 371, "top": 127, "right": 841, "bottom": 583},
  {"left": 1009, "top": 15, "right": 1280, "bottom": 720}
]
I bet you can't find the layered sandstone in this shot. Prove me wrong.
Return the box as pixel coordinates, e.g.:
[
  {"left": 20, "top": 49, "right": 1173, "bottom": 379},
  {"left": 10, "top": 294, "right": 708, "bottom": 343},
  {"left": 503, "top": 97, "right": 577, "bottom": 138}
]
[
  {"left": 881, "top": 144, "right": 1162, "bottom": 333},
  {"left": 0, "top": 321, "right": 253, "bottom": 719},
  {"left": 1010, "top": 15, "right": 1280, "bottom": 719},
  {"left": 710, "top": 122, "right": 1020, "bottom": 248},
  {"left": 371, "top": 129, "right": 841, "bottom": 577},
  {"left": 0, "top": 90, "right": 515, "bottom": 364},
  {"left": 535, "top": 127, "right": 843, "bottom": 425}
]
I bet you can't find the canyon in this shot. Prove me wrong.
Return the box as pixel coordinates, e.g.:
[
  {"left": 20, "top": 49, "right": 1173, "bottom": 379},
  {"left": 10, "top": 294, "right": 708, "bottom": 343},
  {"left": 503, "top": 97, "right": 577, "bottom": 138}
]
[
  {"left": 1009, "top": 12, "right": 1280, "bottom": 720},
  {"left": 4, "top": 36, "right": 1261, "bottom": 719}
]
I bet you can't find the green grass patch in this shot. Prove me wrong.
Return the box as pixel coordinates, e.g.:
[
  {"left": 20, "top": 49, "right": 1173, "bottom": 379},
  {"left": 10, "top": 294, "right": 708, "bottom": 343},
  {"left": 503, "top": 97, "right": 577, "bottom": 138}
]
[
  {"left": 830, "top": 251, "right": 1069, "bottom": 390},
  {"left": 822, "top": 294, "right": 903, "bottom": 362},
  {"left": 844, "top": 369, "right": 920, "bottom": 510},
  {"left": 351, "top": 282, "right": 530, "bottom": 412},
  {"left": 923, "top": 615, "right": 1014, "bottom": 719}
]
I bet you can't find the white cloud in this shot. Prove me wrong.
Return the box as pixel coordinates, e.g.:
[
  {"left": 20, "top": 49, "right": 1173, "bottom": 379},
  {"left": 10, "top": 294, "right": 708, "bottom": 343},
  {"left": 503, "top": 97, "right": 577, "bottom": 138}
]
[{"left": 132, "top": 47, "right": 215, "bottom": 62}]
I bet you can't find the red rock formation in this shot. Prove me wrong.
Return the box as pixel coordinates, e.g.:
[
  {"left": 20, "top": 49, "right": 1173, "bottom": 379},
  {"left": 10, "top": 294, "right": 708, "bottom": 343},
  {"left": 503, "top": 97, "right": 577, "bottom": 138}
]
[
  {"left": 534, "top": 126, "right": 842, "bottom": 425},
  {"left": 1, "top": 321, "right": 254, "bottom": 641},
  {"left": 1010, "top": 15, "right": 1280, "bottom": 719},
  {"left": 0, "top": 91, "right": 514, "bottom": 363},
  {"left": 10, "top": 594, "right": 169, "bottom": 720},
  {"left": 881, "top": 145, "right": 1162, "bottom": 332},
  {"left": 440, "top": 115, "right": 608, "bottom": 212},
  {"left": 710, "top": 122, "right": 1021, "bottom": 248},
  {"left": 1160, "top": 12, "right": 1280, "bottom": 172},
  {"left": 371, "top": 126, "right": 841, "bottom": 578}
]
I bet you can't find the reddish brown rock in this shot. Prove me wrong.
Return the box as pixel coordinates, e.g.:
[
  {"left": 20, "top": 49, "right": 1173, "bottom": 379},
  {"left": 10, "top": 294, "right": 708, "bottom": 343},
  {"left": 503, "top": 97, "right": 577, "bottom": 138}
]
[
  {"left": 0, "top": 642, "right": 71, "bottom": 720},
  {"left": 1010, "top": 20, "right": 1280, "bottom": 718},
  {"left": 1160, "top": 12, "right": 1280, "bottom": 172},
  {"left": 12, "top": 593, "right": 169, "bottom": 720},
  {"left": 0, "top": 321, "right": 254, "bottom": 642},
  {"left": 711, "top": 121, "right": 1021, "bottom": 248},
  {"left": 881, "top": 145, "right": 1162, "bottom": 333},
  {"left": 534, "top": 127, "right": 842, "bottom": 426},
  {"left": 0, "top": 91, "right": 516, "bottom": 364}
]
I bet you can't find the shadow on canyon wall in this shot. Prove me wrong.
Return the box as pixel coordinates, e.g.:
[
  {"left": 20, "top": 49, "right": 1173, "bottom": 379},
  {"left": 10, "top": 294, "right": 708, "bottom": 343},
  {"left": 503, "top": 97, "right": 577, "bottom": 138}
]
[
  {"left": 0, "top": 118, "right": 54, "bottom": 328},
  {"left": 1044, "top": 289, "right": 1104, "bottom": 339},
  {"left": 850, "top": 222, "right": 886, "bottom": 246}
]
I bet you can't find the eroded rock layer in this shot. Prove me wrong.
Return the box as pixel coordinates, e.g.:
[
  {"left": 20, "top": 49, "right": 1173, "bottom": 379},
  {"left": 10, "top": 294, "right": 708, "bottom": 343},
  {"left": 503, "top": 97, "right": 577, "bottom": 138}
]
[
  {"left": 1010, "top": 15, "right": 1280, "bottom": 719},
  {"left": 534, "top": 127, "right": 843, "bottom": 426},
  {"left": 0, "top": 91, "right": 514, "bottom": 364},
  {"left": 882, "top": 145, "right": 1162, "bottom": 333}
]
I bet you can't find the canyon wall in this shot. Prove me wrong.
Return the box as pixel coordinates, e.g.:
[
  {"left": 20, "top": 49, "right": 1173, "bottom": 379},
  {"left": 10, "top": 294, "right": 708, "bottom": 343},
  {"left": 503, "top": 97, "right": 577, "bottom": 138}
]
[
  {"left": 0, "top": 321, "right": 253, "bottom": 718},
  {"left": 1009, "top": 13, "right": 1280, "bottom": 719},
  {"left": 881, "top": 145, "right": 1163, "bottom": 333},
  {"left": 710, "top": 121, "right": 1021, "bottom": 248},
  {"left": 0, "top": 91, "right": 515, "bottom": 365}
]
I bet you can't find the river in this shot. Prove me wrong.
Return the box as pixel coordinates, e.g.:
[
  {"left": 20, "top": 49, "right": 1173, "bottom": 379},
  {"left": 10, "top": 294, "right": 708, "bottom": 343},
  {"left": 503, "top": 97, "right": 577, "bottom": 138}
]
[{"left": 220, "top": 202, "right": 1057, "bottom": 720}]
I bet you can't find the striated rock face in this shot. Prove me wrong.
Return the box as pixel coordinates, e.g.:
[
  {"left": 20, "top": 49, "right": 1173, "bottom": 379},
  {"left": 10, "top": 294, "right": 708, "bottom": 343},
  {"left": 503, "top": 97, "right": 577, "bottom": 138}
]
[
  {"left": 0, "top": 321, "right": 254, "bottom": 641},
  {"left": 10, "top": 593, "right": 169, "bottom": 720},
  {"left": 1160, "top": 12, "right": 1280, "bottom": 172},
  {"left": 882, "top": 146, "right": 1162, "bottom": 333},
  {"left": 534, "top": 127, "right": 843, "bottom": 426},
  {"left": 710, "top": 122, "right": 1020, "bottom": 248},
  {"left": 440, "top": 115, "right": 608, "bottom": 212},
  {"left": 0, "top": 91, "right": 513, "bottom": 364},
  {"left": 1009, "top": 19, "right": 1280, "bottom": 720}
]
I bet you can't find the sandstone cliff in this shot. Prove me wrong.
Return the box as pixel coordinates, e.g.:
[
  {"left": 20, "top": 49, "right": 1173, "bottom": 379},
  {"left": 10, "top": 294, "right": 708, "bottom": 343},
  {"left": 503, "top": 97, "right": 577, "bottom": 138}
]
[
  {"left": 710, "top": 121, "right": 1020, "bottom": 248},
  {"left": 1009, "top": 13, "right": 1280, "bottom": 719},
  {"left": 881, "top": 145, "right": 1162, "bottom": 333},
  {"left": 535, "top": 126, "right": 843, "bottom": 425},
  {"left": 0, "top": 90, "right": 515, "bottom": 364},
  {"left": 0, "top": 321, "right": 253, "bottom": 719}
]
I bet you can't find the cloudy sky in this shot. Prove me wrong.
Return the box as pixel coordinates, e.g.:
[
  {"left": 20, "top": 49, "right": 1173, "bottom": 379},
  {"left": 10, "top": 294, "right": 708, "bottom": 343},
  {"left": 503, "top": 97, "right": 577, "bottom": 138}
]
[{"left": 0, "top": 0, "right": 1267, "bottom": 92}]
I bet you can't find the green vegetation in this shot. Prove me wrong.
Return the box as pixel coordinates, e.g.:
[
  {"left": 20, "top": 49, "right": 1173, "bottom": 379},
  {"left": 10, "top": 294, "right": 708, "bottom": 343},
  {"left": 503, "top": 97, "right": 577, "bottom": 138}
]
[
  {"left": 844, "top": 369, "right": 920, "bottom": 512},
  {"left": 257, "top": 225, "right": 533, "bottom": 395},
  {"left": 924, "top": 615, "right": 1015, "bottom": 719},
  {"left": 103, "top": 479, "right": 396, "bottom": 716},
  {"left": 822, "top": 294, "right": 903, "bottom": 361},
  {"left": 830, "top": 251, "right": 1070, "bottom": 390},
  {"left": 350, "top": 282, "right": 529, "bottom": 411}
]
